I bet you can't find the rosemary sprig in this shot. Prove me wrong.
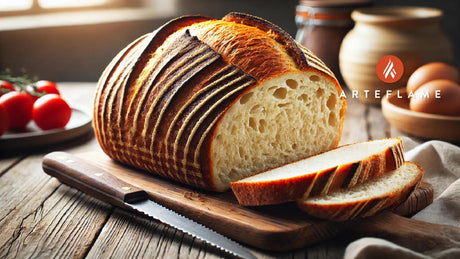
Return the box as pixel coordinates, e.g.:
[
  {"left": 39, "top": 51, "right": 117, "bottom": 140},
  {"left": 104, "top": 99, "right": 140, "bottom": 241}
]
[
  {"left": 0, "top": 69, "right": 43, "bottom": 97},
  {"left": 0, "top": 69, "right": 37, "bottom": 89}
]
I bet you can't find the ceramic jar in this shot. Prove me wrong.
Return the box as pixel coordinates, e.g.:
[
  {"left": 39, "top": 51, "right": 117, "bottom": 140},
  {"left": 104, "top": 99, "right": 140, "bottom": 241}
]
[
  {"left": 295, "top": 0, "right": 371, "bottom": 82},
  {"left": 339, "top": 6, "right": 454, "bottom": 104}
]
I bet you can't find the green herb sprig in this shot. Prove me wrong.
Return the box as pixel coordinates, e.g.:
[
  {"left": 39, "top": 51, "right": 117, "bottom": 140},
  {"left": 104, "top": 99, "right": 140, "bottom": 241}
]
[{"left": 0, "top": 69, "right": 43, "bottom": 97}]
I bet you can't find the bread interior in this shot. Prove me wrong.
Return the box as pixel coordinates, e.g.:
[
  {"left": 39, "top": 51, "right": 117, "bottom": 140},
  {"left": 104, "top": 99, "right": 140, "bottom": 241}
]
[
  {"left": 211, "top": 71, "right": 344, "bottom": 191},
  {"left": 238, "top": 138, "right": 399, "bottom": 183}
]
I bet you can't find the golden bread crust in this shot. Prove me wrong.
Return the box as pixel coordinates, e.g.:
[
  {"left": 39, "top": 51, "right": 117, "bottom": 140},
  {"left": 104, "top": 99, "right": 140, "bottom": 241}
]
[
  {"left": 189, "top": 20, "right": 298, "bottom": 81},
  {"left": 297, "top": 162, "right": 423, "bottom": 221}
]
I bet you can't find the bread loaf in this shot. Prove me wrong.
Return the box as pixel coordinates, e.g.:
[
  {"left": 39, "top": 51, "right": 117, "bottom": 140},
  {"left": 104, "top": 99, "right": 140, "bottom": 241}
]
[
  {"left": 93, "top": 12, "right": 346, "bottom": 191},
  {"left": 231, "top": 138, "right": 404, "bottom": 206},
  {"left": 297, "top": 161, "right": 423, "bottom": 221}
]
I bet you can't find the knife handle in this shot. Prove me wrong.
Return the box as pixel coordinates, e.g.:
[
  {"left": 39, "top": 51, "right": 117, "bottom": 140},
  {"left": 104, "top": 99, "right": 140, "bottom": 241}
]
[{"left": 42, "top": 151, "right": 148, "bottom": 207}]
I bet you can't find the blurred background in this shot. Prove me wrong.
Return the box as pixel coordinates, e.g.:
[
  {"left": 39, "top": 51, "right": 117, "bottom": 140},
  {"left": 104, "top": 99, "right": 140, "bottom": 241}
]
[{"left": 0, "top": 0, "right": 458, "bottom": 82}]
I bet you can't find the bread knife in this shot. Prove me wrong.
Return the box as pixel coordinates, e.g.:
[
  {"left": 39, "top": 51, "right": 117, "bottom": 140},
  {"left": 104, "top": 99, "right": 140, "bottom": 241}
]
[{"left": 42, "top": 151, "right": 256, "bottom": 259}]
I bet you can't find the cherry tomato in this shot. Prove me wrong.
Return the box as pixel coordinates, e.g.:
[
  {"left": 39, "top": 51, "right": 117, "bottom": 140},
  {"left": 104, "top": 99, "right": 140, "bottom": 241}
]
[
  {"left": 0, "top": 103, "right": 8, "bottom": 136},
  {"left": 33, "top": 94, "right": 71, "bottom": 130},
  {"left": 28, "top": 80, "right": 60, "bottom": 102},
  {"left": 0, "top": 80, "right": 15, "bottom": 96},
  {"left": 35, "top": 80, "right": 60, "bottom": 95},
  {"left": 0, "top": 91, "right": 34, "bottom": 129}
]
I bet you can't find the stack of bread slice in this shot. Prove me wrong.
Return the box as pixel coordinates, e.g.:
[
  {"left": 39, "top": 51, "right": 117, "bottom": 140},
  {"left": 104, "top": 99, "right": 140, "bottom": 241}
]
[{"left": 231, "top": 137, "right": 424, "bottom": 221}]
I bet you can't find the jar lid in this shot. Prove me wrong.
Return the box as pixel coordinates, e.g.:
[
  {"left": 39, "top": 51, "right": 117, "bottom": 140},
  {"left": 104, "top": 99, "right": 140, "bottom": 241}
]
[
  {"left": 299, "top": 0, "right": 371, "bottom": 8},
  {"left": 296, "top": 0, "right": 371, "bottom": 26},
  {"left": 352, "top": 6, "right": 443, "bottom": 25}
]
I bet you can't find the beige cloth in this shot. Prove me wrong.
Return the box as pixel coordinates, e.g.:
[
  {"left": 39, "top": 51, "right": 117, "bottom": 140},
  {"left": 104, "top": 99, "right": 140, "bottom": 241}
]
[{"left": 344, "top": 137, "right": 460, "bottom": 259}]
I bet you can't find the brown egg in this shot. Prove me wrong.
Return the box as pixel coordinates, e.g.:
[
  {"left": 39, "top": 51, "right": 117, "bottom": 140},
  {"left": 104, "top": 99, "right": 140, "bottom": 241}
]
[
  {"left": 407, "top": 62, "right": 459, "bottom": 93},
  {"left": 410, "top": 79, "right": 460, "bottom": 116}
]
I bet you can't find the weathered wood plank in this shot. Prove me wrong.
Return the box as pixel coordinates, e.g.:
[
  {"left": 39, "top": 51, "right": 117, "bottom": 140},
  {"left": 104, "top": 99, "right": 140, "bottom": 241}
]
[
  {"left": 86, "top": 208, "right": 231, "bottom": 259},
  {"left": 340, "top": 91, "right": 368, "bottom": 145},
  {"left": 0, "top": 157, "right": 23, "bottom": 176},
  {"left": 367, "top": 104, "right": 391, "bottom": 140},
  {"left": 0, "top": 156, "right": 55, "bottom": 226},
  {"left": 0, "top": 154, "right": 111, "bottom": 258},
  {"left": 59, "top": 82, "right": 97, "bottom": 109}
]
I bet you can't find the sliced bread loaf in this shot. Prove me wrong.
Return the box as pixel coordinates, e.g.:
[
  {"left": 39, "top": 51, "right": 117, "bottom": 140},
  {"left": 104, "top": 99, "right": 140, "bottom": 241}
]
[
  {"left": 230, "top": 138, "right": 404, "bottom": 206},
  {"left": 297, "top": 161, "right": 423, "bottom": 221},
  {"left": 93, "top": 12, "right": 346, "bottom": 191}
]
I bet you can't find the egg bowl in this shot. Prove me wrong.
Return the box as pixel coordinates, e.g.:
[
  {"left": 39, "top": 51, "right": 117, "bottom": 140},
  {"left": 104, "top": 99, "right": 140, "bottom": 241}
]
[{"left": 382, "top": 88, "right": 460, "bottom": 142}]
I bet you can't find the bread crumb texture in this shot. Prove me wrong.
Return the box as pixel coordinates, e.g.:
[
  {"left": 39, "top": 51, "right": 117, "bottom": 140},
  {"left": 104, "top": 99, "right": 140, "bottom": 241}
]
[
  {"left": 235, "top": 138, "right": 401, "bottom": 183},
  {"left": 212, "top": 72, "right": 343, "bottom": 190}
]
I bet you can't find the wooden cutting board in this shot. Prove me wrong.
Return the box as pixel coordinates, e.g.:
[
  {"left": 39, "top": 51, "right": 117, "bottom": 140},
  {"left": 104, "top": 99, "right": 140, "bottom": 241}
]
[{"left": 43, "top": 151, "right": 456, "bottom": 252}]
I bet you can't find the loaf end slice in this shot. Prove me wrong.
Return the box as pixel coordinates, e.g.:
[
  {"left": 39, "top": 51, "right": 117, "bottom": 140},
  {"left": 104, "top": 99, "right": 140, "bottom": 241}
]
[
  {"left": 230, "top": 138, "right": 404, "bottom": 206},
  {"left": 297, "top": 161, "right": 423, "bottom": 221}
]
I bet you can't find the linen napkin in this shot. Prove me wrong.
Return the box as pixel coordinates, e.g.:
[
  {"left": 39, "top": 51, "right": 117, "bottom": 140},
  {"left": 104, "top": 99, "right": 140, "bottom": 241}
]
[{"left": 344, "top": 137, "right": 460, "bottom": 259}]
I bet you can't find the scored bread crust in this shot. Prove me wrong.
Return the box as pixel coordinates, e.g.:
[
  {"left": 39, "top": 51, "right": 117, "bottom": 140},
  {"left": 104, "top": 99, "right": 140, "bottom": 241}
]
[
  {"left": 93, "top": 12, "right": 346, "bottom": 191},
  {"left": 297, "top": 161, "right": 423, "bottom": 221},
  {"left": 230, "top": 138, "right": 405, "bottom": 206}
]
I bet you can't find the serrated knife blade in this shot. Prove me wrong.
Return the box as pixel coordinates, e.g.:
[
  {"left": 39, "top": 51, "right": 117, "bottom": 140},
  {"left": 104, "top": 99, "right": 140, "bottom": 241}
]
[{"left": 42, "top": 151, "right": 256, "bottom": 259}]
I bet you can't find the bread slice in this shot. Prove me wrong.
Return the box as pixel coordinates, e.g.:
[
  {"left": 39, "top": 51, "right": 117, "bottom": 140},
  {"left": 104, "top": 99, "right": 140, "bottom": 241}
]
[
  {"left": 230, "top": 138, "right": 404, "bottom": 206},
  {"left": 297, "top": 161, "right": 423, "bottom": 221},
  {"left": 93, "top": 12, "right": 346, "bottom": 191}
]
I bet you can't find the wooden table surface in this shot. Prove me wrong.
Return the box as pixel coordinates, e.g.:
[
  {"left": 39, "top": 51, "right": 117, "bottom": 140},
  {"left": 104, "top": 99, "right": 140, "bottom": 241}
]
[{"left": 0, "top": 82, "right": 420, "bottom": 259}]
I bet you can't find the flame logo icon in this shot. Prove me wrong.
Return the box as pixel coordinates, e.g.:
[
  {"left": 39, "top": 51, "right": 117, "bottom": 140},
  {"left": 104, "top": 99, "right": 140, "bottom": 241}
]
[
  {"left": 376, "top": 55, "right": 404, "bottom": 83},
  {"left": 383, "top": 59, "right": 397, "bottom": 79}
]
